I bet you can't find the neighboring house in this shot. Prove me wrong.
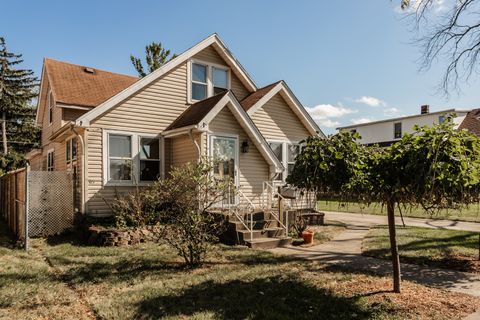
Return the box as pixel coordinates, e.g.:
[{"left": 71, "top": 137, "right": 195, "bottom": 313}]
[
  {"left": 26, "top": 34, "right": 324, "bottom": 216},
  {"left": 337, "top": 105, "right": 473, "bottom": 146}
]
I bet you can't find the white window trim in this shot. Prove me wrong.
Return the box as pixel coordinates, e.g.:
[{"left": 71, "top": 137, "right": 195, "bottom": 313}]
[
  {"left": 138, "top": 134, "right": 163, "bottom": 184},
  {"left": 66, "top": 136, "right": 78, "bottom": 166},
  {"left": 102, "top": 130, "right": 164, "bottom": 186},
  {"left": 267, "top": 140, "right": 301, "bottom": 182},
  {"left": 187, "top": 59, "right": 231, "bottom": 104},
  {"left": 208, "top": 133, "right": 239, "bottom": 195},
  {"left": 46, "top": 148, "right": 55, "bottom": 171}
]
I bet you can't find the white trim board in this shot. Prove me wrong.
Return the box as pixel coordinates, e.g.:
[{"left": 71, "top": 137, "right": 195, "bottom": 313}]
[{"left": 76, "top": 34, "right": 257, "bottom": 127}]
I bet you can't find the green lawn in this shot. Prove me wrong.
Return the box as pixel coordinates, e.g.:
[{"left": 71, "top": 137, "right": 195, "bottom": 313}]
[
  {"left": 317, "top": 200, "right": 480, "bottom": 222},
  {"left": 363, "top": 226, "right": 480, "bottom": 273},
  {"left": 1, "top": 223, "right": 479, "bottom": 319}
]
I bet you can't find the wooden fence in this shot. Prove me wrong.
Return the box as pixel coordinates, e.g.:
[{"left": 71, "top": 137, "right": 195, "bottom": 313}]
[{"left": 0, "top": 167, "right": 27, "bottom": 240}]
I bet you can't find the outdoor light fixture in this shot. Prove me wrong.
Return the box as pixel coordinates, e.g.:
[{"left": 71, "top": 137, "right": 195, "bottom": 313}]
[{"left": 241, "top": 140, "right": 249, "bottom": 153}]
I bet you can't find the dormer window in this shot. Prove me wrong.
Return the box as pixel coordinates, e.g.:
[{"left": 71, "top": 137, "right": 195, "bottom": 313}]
[
  {"left": 213, "top": 67, "right": 228, "bottom": 95},
  {"left": 192, "top": 63, "right": 207, "bottom": 100},
  {"left": 189, "top": 60, "right": 230, "bottom": 102}
]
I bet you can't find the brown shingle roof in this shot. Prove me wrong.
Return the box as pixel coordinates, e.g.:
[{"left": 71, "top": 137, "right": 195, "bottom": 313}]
[
  {"left": 240, "top": 81, "right": 282, "bottom": 111},
  {"left": 166, "top": 91, "right": 229, "bottom": 131},
  {"left": 45, "top": 58, "right": 138, "bottom": 108},
  {"left": 458, "top": 108, "right": 480, "bottom": 137}
]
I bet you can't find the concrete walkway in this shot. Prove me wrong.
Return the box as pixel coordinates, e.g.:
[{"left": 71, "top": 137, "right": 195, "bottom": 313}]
[
  {"left": 270, "top": 217, "right": 480, "bottom": 298},
  {"left": 324, "top": 210, "right": 480, "bottom": 232}
]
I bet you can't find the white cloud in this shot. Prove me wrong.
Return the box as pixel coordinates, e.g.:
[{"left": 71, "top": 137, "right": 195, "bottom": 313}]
[
  {"left": 351, "top": 118, "right": 375, "bottom": 125},
  {"left": 307, "top": 104, "right": 356, "bottom": 120},
  {"left": 384, "top": 107, "right": 400, "bottom": 116},
  {"left": 316, "top": 119, "right": 341, "bottom": 128},
  {"left": 354, "top": 96, "right": 386, "bottom": 107}
]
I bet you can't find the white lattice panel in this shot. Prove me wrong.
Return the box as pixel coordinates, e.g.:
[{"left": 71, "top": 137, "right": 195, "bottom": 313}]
[{"left": 28, "top": 171, "right": 74, "bottom": 237}]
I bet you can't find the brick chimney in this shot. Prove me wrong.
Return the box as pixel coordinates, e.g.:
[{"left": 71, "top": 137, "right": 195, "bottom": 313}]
[{"left": 421, "top": 105, "right": 430, "bottom": 114}]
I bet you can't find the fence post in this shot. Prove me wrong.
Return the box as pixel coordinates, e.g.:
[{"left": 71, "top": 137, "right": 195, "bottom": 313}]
[{"left": 25, "top": 165, "right": 29, "bottom": 251}]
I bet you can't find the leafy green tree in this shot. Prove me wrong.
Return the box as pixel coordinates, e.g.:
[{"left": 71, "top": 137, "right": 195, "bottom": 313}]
[
  {"left": 0, "top": 37, "right": 39, "bottom": 174},
  {"left": 288, "top": 122, "right": 480, "bottom": 292},
  {"left": 130, "top": 41, "right": 177, "bottom": 77}
]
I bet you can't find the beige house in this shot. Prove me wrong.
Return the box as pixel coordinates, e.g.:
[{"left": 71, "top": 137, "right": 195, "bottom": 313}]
[{"left": 27, "top": 34, "right": 323, "bottom": 217}]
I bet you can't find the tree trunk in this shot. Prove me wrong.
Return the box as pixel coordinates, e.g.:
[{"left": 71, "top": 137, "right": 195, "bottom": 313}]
[
  {"left": 387, "top": 199, "right": 401, "bottom": 293},
  {"left": 1, "top": 112, "right": 7, "bottom": 154}
]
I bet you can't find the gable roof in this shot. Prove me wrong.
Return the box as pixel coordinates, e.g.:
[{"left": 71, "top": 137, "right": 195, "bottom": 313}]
[
  {"left": 76, "top": 34, "right": 257, "bottom": 126},
  {"left": 458, "top": 108, "right": 480, "bottom": 136},
  {"left": 163, "top": 91, "right": 284, "bottom": 175},
  {"left": 240, "top": 81, "right": 282, "bottom": 111},
  {"left": 45, "top": 58, "right": 138, "bottom": 107},
  {"left": 241, "top": 80, "right": 324, "bottom": 137},
  {"left": 166, "top": 92, "right": 228, "bottom": 131}
]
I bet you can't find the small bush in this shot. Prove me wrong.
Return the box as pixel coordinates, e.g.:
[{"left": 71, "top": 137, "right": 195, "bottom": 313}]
[
  {"left": 108, "top": 187, "right": 158, "bottom": 228},
  {"left": 149, "top": 161, "right": 232, "bottom": 267}
]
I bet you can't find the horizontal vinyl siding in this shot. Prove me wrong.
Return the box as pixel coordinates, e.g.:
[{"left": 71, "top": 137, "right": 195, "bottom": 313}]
[
  {"left": 209, "top": 107, "right": 269, "bottom": 205},
  {"left": 171, "top": 134, "right": 199, "bottom": 168},
  {"left": 250, "top": 92, "right": 310, "bottom": 142}
]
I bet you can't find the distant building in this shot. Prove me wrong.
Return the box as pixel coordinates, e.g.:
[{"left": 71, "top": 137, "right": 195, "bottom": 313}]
[{"left": 337, "top": 105, "right": 478, "bottom": 146}]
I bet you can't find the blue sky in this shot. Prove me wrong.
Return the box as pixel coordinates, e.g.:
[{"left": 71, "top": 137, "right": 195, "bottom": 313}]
[{"left": 3, "top": 0, "right": 479, "bottom": 134}]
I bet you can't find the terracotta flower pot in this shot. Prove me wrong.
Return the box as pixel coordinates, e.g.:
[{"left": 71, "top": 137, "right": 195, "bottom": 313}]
[{"left": 301, "top": 230, "right": 314, "bottom": 244}]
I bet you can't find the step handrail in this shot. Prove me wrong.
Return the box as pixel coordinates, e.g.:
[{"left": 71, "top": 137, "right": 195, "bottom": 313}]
[
  {"left": 262, "top": 181, "right": 288, "bottom": 236},
  {"left": 227, "top": 185, "right": 255, "bottom": 242}
]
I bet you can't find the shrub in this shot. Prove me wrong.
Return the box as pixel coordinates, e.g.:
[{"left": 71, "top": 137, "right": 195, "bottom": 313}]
[
  {"left": 108, "top": 186, "right": 157, "bottom": 228},
  {"left": 149, "top": 161, "right": 232, "bottom": 267}
]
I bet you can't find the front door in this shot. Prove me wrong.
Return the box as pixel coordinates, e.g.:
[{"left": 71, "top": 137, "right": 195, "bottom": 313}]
[{"left": 210, "top": 135, "right": 238, "bottom": 206}]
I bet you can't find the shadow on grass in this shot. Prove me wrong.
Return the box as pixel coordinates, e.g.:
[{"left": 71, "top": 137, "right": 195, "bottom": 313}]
[{"left": 134, "top": 276, "right": 379, "bottom": 320}]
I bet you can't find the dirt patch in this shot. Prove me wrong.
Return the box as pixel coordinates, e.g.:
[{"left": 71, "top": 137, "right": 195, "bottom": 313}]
[{"left": 336, "top": 275, "right": 480, "bottom": 320}]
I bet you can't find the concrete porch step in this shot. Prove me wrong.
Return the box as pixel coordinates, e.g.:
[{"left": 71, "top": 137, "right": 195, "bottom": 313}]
[{"left": 245, "top": 236, "right": 292, "bottom": 249}]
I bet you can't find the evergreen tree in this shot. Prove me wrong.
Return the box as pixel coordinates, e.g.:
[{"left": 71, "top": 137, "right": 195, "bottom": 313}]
[
  {"left": 0, "top": 37, "right": 40, "bottom": 175},
  {"left": 130, "top": 41, "right": 177, "bottom": 77}
]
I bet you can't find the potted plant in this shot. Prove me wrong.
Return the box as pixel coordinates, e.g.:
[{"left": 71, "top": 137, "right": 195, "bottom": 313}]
[{"left": 301, "top": 229, "right": 314, "bottom": 244}]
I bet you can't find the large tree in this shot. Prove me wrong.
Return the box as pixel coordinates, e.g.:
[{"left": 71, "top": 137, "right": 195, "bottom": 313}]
[
  {"left": 130, "top": 41, "right": 177, "bottom": 77},
  {"left": 400, "top": 0, "right": 480, "bottom": 95},
  {"left": 288, "top": 121, "right": 480, "bottom": 292},
  {"left": 0, "top": 37, "right": 39, "bottom": 174}
]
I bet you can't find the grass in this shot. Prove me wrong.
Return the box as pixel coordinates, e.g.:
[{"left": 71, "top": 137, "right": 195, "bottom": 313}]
[
  {"left": 1, "top": 223, "right": 479, "bottom": 319},
  {"left": 317, "top": 199, "right": 480, "bottom": 222},
  {"left": 363, "top": 226, "right": 480, "bottom": 273}
]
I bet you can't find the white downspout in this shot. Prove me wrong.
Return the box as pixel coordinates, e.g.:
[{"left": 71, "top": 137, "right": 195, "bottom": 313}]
[
  {"left": 189, "top": 128, "right": 201, "bottom": 162},
  {"left": 70, "top": 124, "right": 86, "bottom": 214}
]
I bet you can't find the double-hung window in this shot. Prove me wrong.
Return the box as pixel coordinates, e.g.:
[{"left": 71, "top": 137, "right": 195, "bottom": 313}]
[
  {"left": 190, "top": 61, "right": 229, "bottom": 102},
  {"left": 268, "top": 141, "right": 301, "bottom": 182},
  {"left": 105, "top": 132, "right": 162, "bottom": 184},
  {"left": 66, "top": 138, "right": 78, "bottom": 164},
  {"left": 394, "top": 122, "right": 402, "bottom": 139},
  {"left": 269, "top": 142, "right": 284, "bottom": 181},
  {"left": 108, "top": 134, "right": 132, "bottom": 181},
  {"left": 191, "top": 63, "right": 208, "bottom": 100},
  {"left": 139, "top": 137, "right": 160, "bottom": 181},
  {"left": 287, "top": 144, "right": 300, "bottom": 175},
  {"left": 47, "top": 150, "right": 55, "bottom": 171}
]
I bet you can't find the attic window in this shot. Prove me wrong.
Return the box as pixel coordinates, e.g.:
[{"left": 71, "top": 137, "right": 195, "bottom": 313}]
[
  {"left": 84, "top": 67, "right": 95, "bottom": 74},
  {"left": 189, "top": 60, "right": 230, "bottom": 102}
]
